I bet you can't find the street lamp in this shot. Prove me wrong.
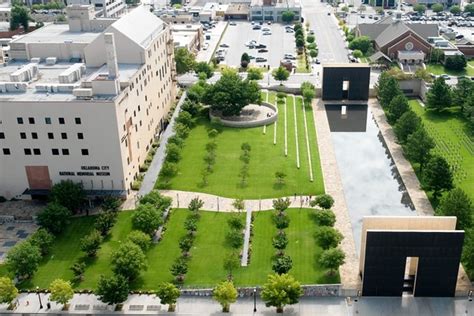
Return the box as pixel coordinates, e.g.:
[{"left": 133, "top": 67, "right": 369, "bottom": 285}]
[
  {"left": 253, "top": 287, "right": 257, "bottom": 312},
  {"left": 36, "top": 286, "right": 43, "bottom": 309}
]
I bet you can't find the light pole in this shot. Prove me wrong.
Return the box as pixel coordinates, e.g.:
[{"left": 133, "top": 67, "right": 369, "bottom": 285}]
[
  {"left": 36, "top": 286, "right": 43, "bottom": 309},
  {"left": 253, "top": 287, "right": 257, "bottom": 312}
]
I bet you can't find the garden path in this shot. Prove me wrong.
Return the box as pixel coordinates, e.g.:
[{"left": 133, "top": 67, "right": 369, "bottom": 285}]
[{"left": 241, "top": 207, "right": 253, "bottom": 267}]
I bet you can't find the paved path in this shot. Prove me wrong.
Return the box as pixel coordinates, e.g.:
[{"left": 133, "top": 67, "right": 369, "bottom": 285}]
[
  {"left": 313, "top": 99, "right": 360, "bottom": 295},
  {"left": 3, "top": 293, "right": 472, "bottom": 315},
  {"left": 241, "top": 207, "right": 252, "bottom": 267}
]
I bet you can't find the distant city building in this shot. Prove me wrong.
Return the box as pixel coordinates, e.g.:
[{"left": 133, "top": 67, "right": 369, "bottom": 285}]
[
  {"left": 171, "top": 23, "right": 203, "bottom": 54},
  {"left": 0, "top": 5, "right": 177, "bottom": 200},
  {"left": 67, "top": 0, "right": 126, "bottom": 17},
  {"left": 249, "top": 0, "right": 301, "bottom": 22},
  {"left": 404, "top": 0, "right": 460, "bottom": 6},
  {"left": 362, "top": 0, "right": 395, "bottom": 9}
]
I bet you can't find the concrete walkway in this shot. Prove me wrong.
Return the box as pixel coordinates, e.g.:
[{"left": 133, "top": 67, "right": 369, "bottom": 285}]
[
  {"left": 241, "top": 207, "right": 252, "bottom": 267},
  {"left": 313, "top": 99, "right": 360, "bottom": 295}
]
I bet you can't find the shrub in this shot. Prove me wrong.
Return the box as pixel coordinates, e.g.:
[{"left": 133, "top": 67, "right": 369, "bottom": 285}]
[
  {"left": 165, "top": 143, "right": 182, "bottom": 163},
  {"left": 272, "top": 255, "right": 293, "bottom": 274},
  {"left": 310, "top": 194, "right": 334, "bottom": 210},
  {"left": 80, "top": 230, "right": 103, "bottom": 257},
  {"left": 168, "top": 135, "right": 184, "bottom": 148},
  {"left": 132, "top": 203, "right": 163, "bottom": 236},
  {"left": 139, "top": 190, "right": 172, "bottom": 210},
  {"left": 273, "top": 212, "right": 290, "bottom": 229},
  {"left": 181, "top": 99, "right": 202, "bottom": 117},
  {"left": 95, "top": 211, "right": 118, "bottom": 236},
  {"left": 313, "top": 210, "right": 336, "bottom": 227},
  {"left": 228, "top": 215, "right": 245, "bottom": 231},
  {"left": 29, "top": 228, "right": 54, "bottom": 256},
  {"left": 127, "top": 230, "right": 152, "bottom": 251},
  {"left": 175, "top": 110, "right": 196, "bottom": 128},
  {"left": 160, "top": 162, "right": 178, "bottom": 178},
  {"left": 226, "top": 229, "right": 244, "bottom": 249},
  {"left": 37, "top": 203, "right": 72, "bottom": 235},
  {"left": 272, "top": 231, "right": 289, "bottom": 250},
  {"left": 179, "top": 235, "right": 194, "bottom": 252},
  {"left": 170, "top": 258, "right": 188, "bottom": 282},
  {"left": 314, "top": 227, "right": 343, "bottom": 250},
  {"left": 173, "top": 122, "right": 190, "bottom": 139},
  {"left": 184, "top": 216, "right": 198, "bottom": 232}
]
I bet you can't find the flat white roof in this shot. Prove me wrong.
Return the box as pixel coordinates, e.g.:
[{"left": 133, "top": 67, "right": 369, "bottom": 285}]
[{"left": 11, "top": 23, "right": 101, "bottom": 45}]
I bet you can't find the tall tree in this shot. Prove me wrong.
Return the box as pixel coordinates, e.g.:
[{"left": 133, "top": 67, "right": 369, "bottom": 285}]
[
  {"left": 96, "top": 274, "right": 129, "bottom": 305},
  {"left": 194, "top": 62, "right": 214, "bottom": 79},
  {"left": 452, "top": 77, "right": 473, "bottom": 110},
  {"left": 462, "top": 230, "right": 474, "bottom": 276},
  {"left": 213, "top": 281, "right": 238, "bottom": 313},
  {"left": 80, "top": 229, "right": 103, "bottom": 257},
  {"left": 261, "top": 273, "right": 303, "bottom": 313},
  {"left": 132, "top": 203, "right": 163, "bottom": 236},
  {"left": 387, "top": 94, "right": 409, "bottom": 124},
  {"left": 10, "top": 3, "right": 29, "bottom": 31},
  {"left": 464, "top": 91, "right": 474, "bottom": 123},
  {"left": 394, "top": 110, "right": 421, "bottom": 144},
  {"left": 50, "top": 180, "right": 85, "bottom": 212},
  {"left": 49, "top": 279, "right": 74, "bottom": 309},
  {"left": 376, "top": 72, "right": 402, "bottom": 108},
  {"left": 156, "top": 282, "right": 181, "bottom": 312},
  {"left": 404, "top": 127, "right": 435, "bottom": 172},
  {"left": 175, "top": 47, "right": 195, "bottom": 74},
  {"left": 272, "top": 67, "right": 290, "bottom": 85},
  {"left": 426, "top": 77, "right": 452, "bottom": 112},
  {"left": 432, "top": 3, "right": 444, "bottom": 13},
  {"left": 29, "top": 228, "right": 54, "bottom": 256},
  {"left": 111, "top": 242, "right": 147, "bottom": 280},
  {"left": 422, "top": 155, "right": 454, "bottom": 199},
  {"left": 37, "top": 203, "right": 72, "bottom": 235},
  {"left": 6, "top": 241, "right": 41, "bottom": 279},
  {"left": 436, "top": 188, "right": 472, "bottom": 230}
]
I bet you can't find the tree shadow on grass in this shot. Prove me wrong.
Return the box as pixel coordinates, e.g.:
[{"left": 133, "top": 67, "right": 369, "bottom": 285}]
[{"left": 272, "top": 183, "right": 285, "bottom": 191}]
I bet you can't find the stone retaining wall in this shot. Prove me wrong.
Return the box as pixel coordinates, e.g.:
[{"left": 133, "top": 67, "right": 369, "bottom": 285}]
[{"left": 209, "top": 102, "right": 278, "bottom": 128}]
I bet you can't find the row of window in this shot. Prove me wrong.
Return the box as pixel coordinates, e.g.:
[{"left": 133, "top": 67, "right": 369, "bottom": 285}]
[
  {"left": 16, "top": 117, "right": 82, "bottom": 125},
  {"left": 0, "top": 132, "right": 84, "bottom": 140},
  {"left": 2, "top": 148, "right": 89, "bottom": 156}
]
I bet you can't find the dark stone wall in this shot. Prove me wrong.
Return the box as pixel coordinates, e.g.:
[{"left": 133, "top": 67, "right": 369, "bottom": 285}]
[
  {"left": 322, "top": 66, "right": 370, "bottom": 101},
  {"left": 362, "top": 231, "right": 464, "bottom": 297}
]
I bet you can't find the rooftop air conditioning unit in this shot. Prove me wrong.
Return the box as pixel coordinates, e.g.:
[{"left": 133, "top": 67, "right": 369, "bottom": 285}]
[{"left": 45, "top": 57, "right": 57, "bottom": 65}]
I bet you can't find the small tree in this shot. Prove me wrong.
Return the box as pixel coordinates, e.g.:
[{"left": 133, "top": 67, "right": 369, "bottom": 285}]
[
  {"left": 49, "top": 279, "right": 74, "bottom": 309},
  {"left": 96, "top": 274, "right": 129, "bottom": 306},
  {"left": 188, "top": 197, "right": 204, "bottom": 212},
  {"left": 281, "top": 10, "right": 295, "bottom": 23},
  {"left": 306, "top": 35, "right": 315, "bottom": 43},
  {"left": 376, "top": 72, "right": 403, "bottom": 108},
  {"left": 50, "top": 180, "right": 85, "bottom": 212},
  {"left": 175, "top": 111, "right": 196, "bottom": 129},
  {"left": 273, "top": 212, "right": 290, "bottom": 229},
  {"left": 213, "top": 281, "right": 238, "bottom": 313},
  {"left": 348, "top": 36, "right": 371, "bottom": 54},
  {"left": 426, "top": 77, "right": 452, "bottom": 112},
  {"left": 272, "top": 231, "right": 289, "bottom": 250},
  {"left": 29, "top": 228, "right": 54, "bottom": 256},
  {"left": 127, "top": 230, "right": 152, "bottom": 251},
  {"left": 170, "top": 258, "right": 188, "bottom": 282},
  {"left": 436, "top": 188, "right": 472, "bottom": 230},
  {"left": 227, "top": 215, "right": 245, "bottom": 230},
  {"left": 445, "top": 54, "right": 467, "bottom": 71},
  {"left": 464, "top": 3, "right": 474, "bottom": 16},
  {"left": 432, "top": 3, "right": 444, "bottom": 13},
  {"left": 404, "top": 127, "right": 435, "bottom": 172},
  {"left": 272, "top": 67, "right": 290, "bottom": 85},
  {"left": 413, "top": 4, "right": 426, "bottom": 14},
  {"left": 313, "top": 210, "right": 336, "bottom": 227},
  {"left": 273, "top": 198, "right": 291, "bottom": 212},
  {"left": 165, "top": 143, "right": 182, "bottom": 163},
  {"left": 241, "top": 52, "right": 250, "bottom": 68},
  {"left": 301, "top": 81, "right": 316, "bottom": 105},
  {"left": 226, "top": 229, "right": 244, "bottom": 249},
  {"left": 261, "top": 273, "right": 303, "bottom": 313},
  {"left": 95, "top": 211, "right": 118, "bottom": 236},
  {"left": 223, "top": 252, "right": 240, "bottom": 279},
  {"left": 70, "top": 262, "right": 86, "bottom": 283},
  {"left": 275, "top": 171, "right": 287, "bottom": 185},
  {"left": 394, "top": 110, "right": 421, "bottom": 144},
  {"left": 156, "top": 282, "right": 181, "bottom": 312},
  {"left": 194, "top": 61, "right": 214, "bottom": 79},
  {"left": 314, "top": 227, "right": 343, "bottom": 249},
  {"left": 310, "top": 194, "right": 334, "bottom": 209},
  {"left": 0, "top": 277, "right": 18, "bottom": 308},
  {"left": 232, "top": 198, "right": 245, "bottom": 212},
  {"left": 175, "top": 47, "right": 195, "bottom": 74},
  {"left": 462, "top": 230, "right": 474, "bottom": 274},
  {"left": 37, "top": 203, "right": 72, "bottom": 235},
  {"left": 272, "top": 254, "right": 293, "bottom": 274},
  {"left": 319, "top": 247, "right": 345, "bottom": 275},
  {"left": 80, "top": 229, "right": 103, "bottom": 257},
  {"left": 6, "top": 241, "right": 41, "bottom": 279},
  {"left": 10, "top": 3, "right": 29, "bottom": 31},
  {"left": 387, "top": 94, "right": 409, "bottom": 124},
  {"left": 247, "top": 68, "right": 263, "bottom": 81},
  {"left": 111, "top": 242, "right": 147, "bottom": 280},
  {"left": 132, "top": 203, "right": 163, "bottom": 236},
  {"left": 450, "top": 5, "right": 461, "bottom": 14},
  {"left": 422, "top": 155, "right": 454, "bottom": 200}
]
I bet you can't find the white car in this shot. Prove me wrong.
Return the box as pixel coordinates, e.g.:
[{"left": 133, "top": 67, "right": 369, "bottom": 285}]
[
  {"left": 262, "top": 27, "right": 270, "bottom": 32},
  {"left": 245, "top": 40, "right": 257, "bottom": 47},
  {"left": 284, "top": 54, "right": 296, "bottom": 60},
  {"left": 263, "top": 31, "right": 272, "bottom": 35}
]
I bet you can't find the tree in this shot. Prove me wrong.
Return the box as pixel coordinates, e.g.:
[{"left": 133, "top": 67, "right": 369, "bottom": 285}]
[
  {"left": 227, "top": 215, "right": 244, "bottom": 230},
  {"left": 240, "top": 52, "right": 250, "bottom": 68},
  {"left": 462, "top": 229, "right": 474, "bottom": 274},
  {"left": 226, "top": 229, "right": 244, "bottom": 249},
  {"left": 436, "top": 188, "right": 472, "bottom": 230},
  {"left": 188, "top": 197, "right": 204, "bottom": 212},
  {"left": 111, "top": 242, "right": 147, "bottom": 280},
  {"left": 348, "top": 36, "right": 371, "bottom": 54},
  {"left": 223, "top": 252, "right": 240, "bottom": 279},
  {"left": 376, "top": 72, "right": 403, "bottom": 108},
  {"left": 0, "top": 277, "right": 18, "bottom": 307},
  {"left": 464, "top": 91, "right": 474, "bottom": 123},
  {"left": 272, "top": 254, "right": 293, "bottom": 274},
  {"left": 301, "top": 82, "right": 316, "bottom": 105},
  {"left": 96, "top": 274, "right": 129, "bottom": 305},
  {"left": 187, "top": 79, "right": 209, "bottom": 103},
  {"left": 309, "top": 49, "right": 318, "bottom": 58},
  {"left": 453, "top": 78, "right": 473, "bottom": 110},
  {"left": 445, "top": 54, "right": 467, "bottom": 72},
  {"left": 295, "top": 35, "right": 305, "bottom": 48},
  {"left": 175, "top": 47, "right": 195, "bottom": 74},
  {"left": 313, "top": 210, "right": 336, "bottom": 227},
  {"left": 387, "top": 94, "right": 409, "bottom": 124},
  {"left": 29, "top": 228, "right": 54, "bottom": 256},
  {"left": 394, "top": 110, "right": 421, "bottom": 144},
  {"left": 10, "top": 3, "right": 29, "bottom": 31},
  {"left": 127, "top": 230, "right": 152, "bottom": 251},
  {"left": 165, "top": 142, "right": 182, "bottom": 163},
  {"left": 413, "top": 4, "right": 426, "bottom": 14},
  {"left": 310, "top": 194, "right": 335, "bottom": 209},
  {"left": 247, "top": 68, "right": 263, "bottom": 81},
  {"left": 261, "top": 273, "right": 303, "bottom": 313},
  {"left": 6, "top": 241, "right": 41, "bottom": 278},
  {"left": 194, "top": 62, "right": 214, "bottom": 79},
  {"left": 426, "top": 77, "right": 452, "bottom": 112},
  {"left": 49, "top": 279, "right": 74, "bottom": 308},
  {"left": 450, "top": 5, "right": 461, "bottom": 15},
  {"left": 37, "top": 202, "right": 72, "bottom": 235},
  {"left": 281, "top": 10, "right": 295, "bottom": 23},
  {"left": 273, "top": 212, "right": 290, "bottom": 229},
  {"left": 432, "top": 3, "right": 444, "bottom": 13},
  {"left": 464, "top": 3, "right": 474, "bottom": 16},
  {"left": 156, "top": 282, "right": 181, "bottom": 312},
  {"left": 80, "top": 229, "right": 103, "bottom": 257},
  {"left": 213, "top": 281, "right": 238, "bottom": 313},
  {"left": 404, "top": 127, "right": 435, "bottom": 172},
  {"left": 175, "top": 111, "right": 196, "bottom": 129},
  {"left": 50, "top": 180, "right": 85, "bottom": 212},
  {"left": 70, "top": 262, "right": 86, "bottom": 283},
  {"left": 272, "top": 231, "right": 289, "bottom": 250},
  {"left": 203, "top": 70, "right": 260, "bottom": 116},
  {"left": 306, "top": 35, "right": 315, "bottom": 43},
  {"left": 95, "top": 211, "right": 118, "bottom": 236},
  {"left": 314, "top": 227, "right": 343, "bottom": 249},
  {"left": 232, "top": 198, "right": 245, "bottom": 212},
  {"left": 430, "top": 48, "right": 444, "bottom": 64},
  {"left": 422, "top": 155, "right": 454, "bottom": 199},
  {"left": 139, "top": 190, "right": 172, "bottom": 211},
  {"left": 319, "top": 248, "right": 345, "bottom": 275},
  {"left": 352, "top": 49, "right": 363, "bottom": 58},
  {"left": 272, "top": 198, "right": 290, "bottom": 213},
  {"left": 275, "top": 171, "right": 287, "bottom": 185},
  {"left": 132, "top": 203, "right": 163, "bottom": 236},
  {"left": 273, "top": 66, "right": 290, "bottom": 85},
  {"left": 170, "top": 257, "right": 188, "bottom": 282}
]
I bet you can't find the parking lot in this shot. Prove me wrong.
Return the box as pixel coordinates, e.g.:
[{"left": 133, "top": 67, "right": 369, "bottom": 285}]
[{"left": 217, "top": 21, "right": 297, "bottom": 68}]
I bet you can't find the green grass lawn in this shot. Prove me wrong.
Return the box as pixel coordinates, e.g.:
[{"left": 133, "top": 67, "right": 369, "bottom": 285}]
[
  {"left": 157, "top": 92, "right": 324, "bottom": 199},
  {"left": 426, "top": 63, "right": 474, "bottom": 77},
  {"left": 408, "top": 100, "right": 474, "bottom": 202}
]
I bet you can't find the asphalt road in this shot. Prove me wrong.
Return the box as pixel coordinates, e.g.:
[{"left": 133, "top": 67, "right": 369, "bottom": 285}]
[
  {"left": 301, "top": 0, "right": 349, "bottom": 64},
  {"left": 219, "top": 22, "right": 297, "bottom": 68}
]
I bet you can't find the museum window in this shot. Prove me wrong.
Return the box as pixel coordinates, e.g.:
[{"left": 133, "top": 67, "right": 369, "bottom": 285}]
[
  {"left": 52, "top": 148, "right": 59, "bottom": 155},
  {"left": 61, "top": 133, "right": 67, "bottom": 139},
  {"left": 48, "top": 133, "right": 54, "bottom": 139},
  {"left": 32, "top": 132, "right": 38, "bottom": 139},
  {"left": 75, "top": 117, "right": 82, "bottom": 124},
  {"left": 81, "top": 149, "right": 89, "bottom": 156},
  {"left": 33, "top": 148, "right": 41, "bottom": 155},
  {"left": 17, "top": 117, "right": 23, "bottom": 124},
  {"left": 24, "top": 148, "right": 31, "bottom": 155},
  {"left": 20, "top": 132, "right": 26, "bottom": 139},
  {"left": 3, "top": 148, "right": 10, "bottom": 155},
  {"left": 78, "top": 133, "right": 84, "bottom": 140},
  {"left": 45, "top": 117, "right": 51, "bottom": 124},
  {"left": 0, "top": 132, "right": 4, "bottom": 139},
  {"left": 28, "top": 117, "right": 35, "bottom": 124},
  {"left": 58, "top": 117, "right": 65, "bottom": 124},
  {"left": 62, "top": 148, "right": 69, "bottom": 155}
]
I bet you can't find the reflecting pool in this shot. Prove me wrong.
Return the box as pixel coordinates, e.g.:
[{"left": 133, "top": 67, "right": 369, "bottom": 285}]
[{"left": 326, "top": 104, "right": 415, "bottom": 254}]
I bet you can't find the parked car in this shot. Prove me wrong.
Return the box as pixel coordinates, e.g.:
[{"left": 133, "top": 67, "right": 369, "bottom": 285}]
[
  {"left": 252, "top": 25, "right": 261, "bottom": 30},
  {"left": 258, "top": 49, "right": 269, "bottom": 53},
  {"left": 256, "top": 57, "right": 267, "bottom": 62},
  {"left": 267, "top": 21, "right": 272, "bottom": 25},
  {"left": 327, "top": 12, "right": 330, "bottom": 15},
  {"left": 284, "top": 53, "right": 296, "bottom": 60},
  {"left": 220, "top": 43, "right": 229, "bottom": 48},
  {"left": 315, "top": 58, "right": 320, "bottom": 64},
  {"left": 255, "top": 44, "right": 267, "bottom": 49},
  {"left": 229, "top": 21, "right": 237, "bottom": 26},
  {"left": 263, "top": 31, "right": 272, "bottom": 35},
  {"left": 262, "top": 27, "right": 270, "bottom": 32},
  {"left": 309, "top": 30, "right": 315, "bottom": 35},
  {"left": 245, "top": 40, "right": 257, "bottom": 47},
  {"left": 286, "top": 28, "right": 294, "bottom": 33}
]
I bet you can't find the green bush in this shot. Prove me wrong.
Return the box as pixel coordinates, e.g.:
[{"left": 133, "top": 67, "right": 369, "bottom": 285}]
[
  {"left": 226, "top": 229, "right": 244, "bottom": 249},
  {"left": 272, "top": 231, "right": 289, "bottom": 250},
  {"left": 127, "top": 230, "right": 152, "bottom": 251}
]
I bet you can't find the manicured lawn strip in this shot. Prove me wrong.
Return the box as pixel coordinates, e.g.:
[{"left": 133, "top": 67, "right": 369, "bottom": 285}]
[
  {"left": 160, "top": 96, "right": 324, "bottom": 198},
  {"left": 426, "top": 63, "right": 474, "bottom": 77},
  {"left": 185, "top": 211, "right": 245, "bottom": 286},
  {"left": 19, "top": 216, "right": 97, "bottom": 289},
  {"left": 233, "top": 211, "right": 276, "bottom": 286},
  {"left": 268, "top": 91, "right": 276, "bottom": 105},
  {"left": 303, "top": 97, "right": 323, "bottom": 187},
  {"left": 285, "top": 209, "right": 340, "bottom": 284},
  {"left": 286, "top": 95, "right": 297, "bottom": 169},
  {"left": 408, "top": 100, "right": 474, "bottom": 201}
]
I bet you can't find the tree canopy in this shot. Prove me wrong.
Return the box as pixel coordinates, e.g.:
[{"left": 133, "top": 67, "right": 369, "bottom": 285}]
[
  {"left": 213, "top": 281, "right": 238, "bottom": 313},
  {"left": 6, "top": 241, "right": 41, "bottom": 278},
  {"left": 261, "top": 273, "right": 303, "bottom": 313},
  {"left": 156, "top": 282, "right": 181, "bottom": 312},
  {"left": 422, "top": 155, "right": 453, "bottom": 199},
  {"left": 445, "top": 54, "right": 467, "bottom": 71},
  {"left": 49, "top": 279, "right": 74, "bottom": 306},
  {"left": 436, "top": 188, "right": 472, "bottom": 230},
  {"left": 432, "top": 3, "right": 444, "bottom": 13},
  {"left": 10, "top": 3, "right": 29, "bottom": 31},
  {"left": 111, "top": 242, "right": 147, "bottom": 280},
  {"left": 348, "top": 36, "right": 371, "bottom": 54},
  {"left": 96, "top": 274, "right": 129, "bottom": 305},
  {"left": 319, "top": 248, "right": 345, "bottom": 275},
  {"left": 282, "top": 10, "right": 295, "bottom": 23},
  {"left": 132, "top": 203, "right": 163, "bottom": 236},
  {"left": 404, "top": 127, "right": 435, "bottom": 172},
  {"left": 394, "top": 110, "right": 421, "bottom": 144},
  {"left": 0, "top": 277, "right": 18, "bottom": 305},
  {"left": 50, "top": 180, "right": 85, "bottom": 212},
  {"left": 426, "top": 77, "right": 452, "bottom": 112},
  {"left": 273, "top": 67, "right": 290, "bottom": 85},
  {"left": 175, "top": 47, "right": 195, "bottom": 74}
]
